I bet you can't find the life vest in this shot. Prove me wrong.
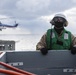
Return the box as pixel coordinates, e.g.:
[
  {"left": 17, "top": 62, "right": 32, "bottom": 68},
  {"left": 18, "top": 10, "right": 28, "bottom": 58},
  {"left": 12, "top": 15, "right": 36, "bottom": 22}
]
[{"left": 46, "top": 28, "right": 72, "bottom": 50}]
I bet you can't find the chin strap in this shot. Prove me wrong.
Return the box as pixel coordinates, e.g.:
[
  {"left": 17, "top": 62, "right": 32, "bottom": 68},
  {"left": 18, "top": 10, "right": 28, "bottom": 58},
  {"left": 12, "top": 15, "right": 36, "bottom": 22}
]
[{"left": 54, "top": 25, "right": 64, "bottom": 29}]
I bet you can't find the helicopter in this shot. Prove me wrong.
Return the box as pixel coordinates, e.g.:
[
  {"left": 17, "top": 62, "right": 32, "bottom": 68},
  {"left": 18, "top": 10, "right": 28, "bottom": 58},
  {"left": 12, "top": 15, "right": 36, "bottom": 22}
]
[{"left": 0, "top": 21, "right": 18, "bottom": 31}]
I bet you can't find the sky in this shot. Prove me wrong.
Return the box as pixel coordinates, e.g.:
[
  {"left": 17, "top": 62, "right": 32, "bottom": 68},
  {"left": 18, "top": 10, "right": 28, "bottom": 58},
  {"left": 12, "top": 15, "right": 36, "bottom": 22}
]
[
  {"left": 0, "top": 0, "right": 76, "bottom": 50},
  {"left": 0, "top": 0, "right": 76, "bottom": 34}
]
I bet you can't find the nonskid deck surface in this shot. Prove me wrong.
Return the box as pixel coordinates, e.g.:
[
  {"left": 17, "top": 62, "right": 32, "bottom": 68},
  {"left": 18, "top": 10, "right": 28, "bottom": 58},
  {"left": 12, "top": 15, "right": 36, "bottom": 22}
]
[{"left": 0, "top": 50, "right": 76, "bottom": 75}]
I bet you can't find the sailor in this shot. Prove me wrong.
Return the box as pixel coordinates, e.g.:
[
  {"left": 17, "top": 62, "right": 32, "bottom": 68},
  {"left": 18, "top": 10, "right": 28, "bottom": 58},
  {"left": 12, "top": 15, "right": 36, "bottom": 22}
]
[{"left": 36, "top": 13, "right": 76, "bottom": 55}]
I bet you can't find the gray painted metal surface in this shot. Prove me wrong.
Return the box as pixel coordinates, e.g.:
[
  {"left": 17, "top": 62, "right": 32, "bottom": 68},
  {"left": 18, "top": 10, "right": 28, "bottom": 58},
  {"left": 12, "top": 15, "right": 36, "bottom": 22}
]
[
  {"left": 0, "top": 50, "right": 76, "bottom": 75},
  {"left": 0, "top": 52, "right": 6, "bottom": 75},
  {"left": 0, "top": 40, "right": 15, "bottom": 50}
]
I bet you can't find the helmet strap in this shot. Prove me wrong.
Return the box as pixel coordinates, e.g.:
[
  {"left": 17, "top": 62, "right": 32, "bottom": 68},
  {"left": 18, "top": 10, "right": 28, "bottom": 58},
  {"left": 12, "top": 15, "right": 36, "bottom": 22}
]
[{"left": 54, "top": 25, "right": 64, "bottom": 29}]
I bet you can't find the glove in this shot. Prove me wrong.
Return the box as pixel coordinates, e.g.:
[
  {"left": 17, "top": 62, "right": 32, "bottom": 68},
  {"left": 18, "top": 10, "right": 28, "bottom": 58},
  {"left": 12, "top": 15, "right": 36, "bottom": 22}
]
[
  {"left": 71, "top": 46, "right": 76, "bottom": 55},
  {"left": 40, "top": 48, "right": 48, "bottom": 55}
]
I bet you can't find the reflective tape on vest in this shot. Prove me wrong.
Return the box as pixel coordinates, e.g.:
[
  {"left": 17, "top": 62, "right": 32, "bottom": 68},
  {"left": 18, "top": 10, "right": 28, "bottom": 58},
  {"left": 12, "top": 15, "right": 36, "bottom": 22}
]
[{"left": 64, "top": 33, "right": 68, "bottom": 39}]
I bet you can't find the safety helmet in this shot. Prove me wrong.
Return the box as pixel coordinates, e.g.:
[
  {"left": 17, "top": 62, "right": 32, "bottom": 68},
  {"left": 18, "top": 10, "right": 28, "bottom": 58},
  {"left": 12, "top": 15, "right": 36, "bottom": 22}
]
[{"left": 50, "top": 13, "right": 68, "bottom": 27}]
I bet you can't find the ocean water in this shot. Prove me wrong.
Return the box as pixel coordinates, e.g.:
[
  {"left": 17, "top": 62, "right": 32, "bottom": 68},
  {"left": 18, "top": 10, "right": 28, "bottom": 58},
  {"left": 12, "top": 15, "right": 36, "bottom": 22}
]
[{"left": 0, "top": 34, "right": 42, "bottom": 51}]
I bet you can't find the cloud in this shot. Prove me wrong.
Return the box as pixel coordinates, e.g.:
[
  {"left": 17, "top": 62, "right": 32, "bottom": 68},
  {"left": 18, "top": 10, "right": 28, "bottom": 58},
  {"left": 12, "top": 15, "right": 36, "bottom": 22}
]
[
  {"left": 0, "top": 0, "right": 76, "bottom": 18},
  {"left": 63, "top": 8, "right": 76, "bottom": 34},
  {"left": 0, "top": 0, "right": 76, "bottom": 35},
  {"left": 0, "top": 27, "right": 31, "bottom": 34},
  {"left": 16, "top": 0, "right": 50, "bottom": 13}
]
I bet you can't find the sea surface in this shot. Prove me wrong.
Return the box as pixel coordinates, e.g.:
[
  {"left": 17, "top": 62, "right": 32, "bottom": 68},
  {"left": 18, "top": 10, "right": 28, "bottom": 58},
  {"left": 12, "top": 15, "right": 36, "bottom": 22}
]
[{"left": 0, "top": 34, "right": 42, "bottom": 51}]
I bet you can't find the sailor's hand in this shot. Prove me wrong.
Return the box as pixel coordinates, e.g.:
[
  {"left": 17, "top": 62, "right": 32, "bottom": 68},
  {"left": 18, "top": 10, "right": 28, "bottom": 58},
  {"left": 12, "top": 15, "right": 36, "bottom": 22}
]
[
  {"left": 40, "top": 48, "right": 48, "bottom": 55},
  {"left": 71, "top": 46, "right": 76, "bottom": 55}
]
